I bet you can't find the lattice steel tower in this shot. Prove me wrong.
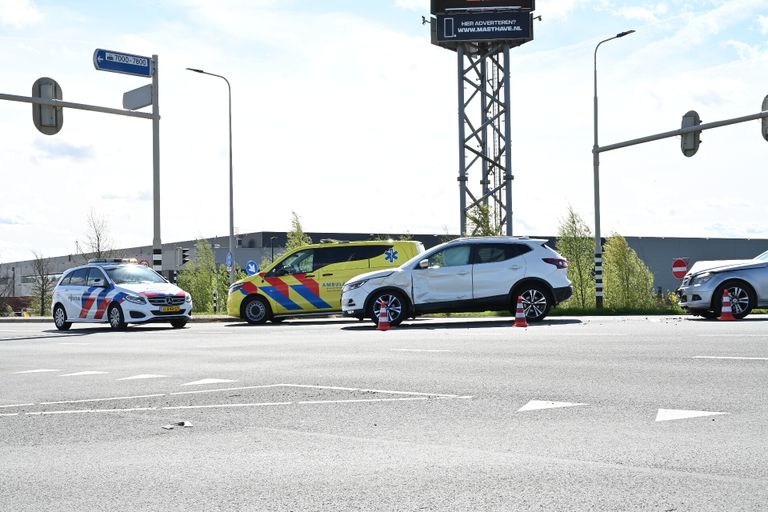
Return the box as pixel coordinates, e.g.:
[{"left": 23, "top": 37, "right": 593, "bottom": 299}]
[{"left": 430, "top": 1, "right": 535, "bottom": 236}]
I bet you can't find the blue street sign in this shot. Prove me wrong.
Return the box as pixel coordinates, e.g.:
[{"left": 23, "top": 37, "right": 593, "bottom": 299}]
[
  {"left": 93, "top": 49, "right": 153, "bottom": 77},
  {"left": 226, "top": 252, "right": 233, "bottom": 268},
  {"left": 245, "top": 260, "right": 259, "bottom": 276}
]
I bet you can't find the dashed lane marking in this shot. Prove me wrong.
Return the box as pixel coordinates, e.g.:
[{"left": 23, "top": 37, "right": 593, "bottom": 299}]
[
  {"left": 60, "top": 371, "right": 109, "bottom": 377},
  {"left": 655, "top": 409, "right": 730, "bottom": 422},
  {"left": 181, "top": 378, "right": 237, "bottom": 386},
  {"left": 518, "top": 400, "right": 588, "bottom": 412},
  {"left": 392, "top": 349, "right": 453, "bottom": 353},
  {"left": 693, "top": 356, "right": 768, "bottom": 361},
  {"left": 40, "top": 394, "right": 165, "bottom": 405},
  {"left": 13, "top": 369, "right": 60, "bottom": 374},
  {"left": 117, "top": 374, "right": 168, "bottom": 381}
]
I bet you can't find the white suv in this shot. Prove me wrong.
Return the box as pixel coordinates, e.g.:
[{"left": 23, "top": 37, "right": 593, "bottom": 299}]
[
  {"left": 341, "top": 237, "right": 572, "bottom": 326},
  {"left": 52, "top": 259, "right": 193, "bottom": 331}
]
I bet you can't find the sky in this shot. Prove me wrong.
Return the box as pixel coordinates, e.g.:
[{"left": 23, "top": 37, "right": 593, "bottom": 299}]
[{"left": 2, "top": 0, "right": 768, "bottom": 264}]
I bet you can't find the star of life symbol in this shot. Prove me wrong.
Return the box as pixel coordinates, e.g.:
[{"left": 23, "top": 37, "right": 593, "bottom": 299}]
[{"left": 384, "top": 248, "right": 399, "bottom": 263}]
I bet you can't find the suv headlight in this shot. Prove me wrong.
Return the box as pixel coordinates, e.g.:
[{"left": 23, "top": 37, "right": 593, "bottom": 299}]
[
  {"left": 124, "top": 294, "right": 147, "bottom": 305},
  {"left": 342, "top": 280, "right": 367, "bottom": 293},
  {"left": 690, "top": 272, "right": 713, "bottom": 286}
]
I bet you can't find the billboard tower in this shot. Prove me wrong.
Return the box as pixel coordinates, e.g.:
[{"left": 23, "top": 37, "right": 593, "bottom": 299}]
[{"left": 430, "top": 1, "right": 535, "bottom": 235}]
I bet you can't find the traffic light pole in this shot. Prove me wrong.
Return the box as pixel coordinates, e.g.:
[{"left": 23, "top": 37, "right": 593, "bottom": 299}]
[{"left": 597, "top": 108, "right": 768, "bottom": 155}]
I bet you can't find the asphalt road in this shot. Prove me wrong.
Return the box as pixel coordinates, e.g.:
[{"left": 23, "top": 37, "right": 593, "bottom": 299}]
[{"left": 1, "top": 315, "right": 767, "bottom": 511}]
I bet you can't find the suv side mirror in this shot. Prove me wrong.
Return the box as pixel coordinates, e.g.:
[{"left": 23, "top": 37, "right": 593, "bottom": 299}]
[{"left": 418, "top": 259, "right": 429, "bottom": 269}]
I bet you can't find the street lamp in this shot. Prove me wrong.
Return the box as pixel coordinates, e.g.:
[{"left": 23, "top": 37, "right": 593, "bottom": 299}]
[
  {"left": 186, "top": 67, "right": 236, "bottom": 284},
  {"left": 592, "top": 30, "right": 635, "bottom": 308}
]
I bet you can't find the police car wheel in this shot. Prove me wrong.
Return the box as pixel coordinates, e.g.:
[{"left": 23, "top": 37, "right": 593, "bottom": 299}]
[
  {"left": 368, "top": 291, "right": 407, "bottom": 327},
  {"left": 243, "top": 296, "right": 271, "bottom": 325},
  {"left": 53, "top": 305, "right": 71, "bottom": 331},
  {"left": 108, "top": 304, "right": 127, "bottom": 330}
]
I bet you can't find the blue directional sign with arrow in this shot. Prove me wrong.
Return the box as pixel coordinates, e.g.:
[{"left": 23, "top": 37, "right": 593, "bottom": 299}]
[
  {"left": 93, "top": 49, "right": 153, "bottom": 77},
  {"left": 245, "top": 260, "right": 259, "bottom": 276}
]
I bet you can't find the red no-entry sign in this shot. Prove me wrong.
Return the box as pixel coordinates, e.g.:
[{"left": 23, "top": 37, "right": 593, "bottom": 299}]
[{"left": 672, "top": 258, "right": 688, "bottom": 279}]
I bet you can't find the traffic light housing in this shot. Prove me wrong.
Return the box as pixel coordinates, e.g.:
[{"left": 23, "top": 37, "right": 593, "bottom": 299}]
[
  {"left": 32, "top": 77, "right": 63, "bottom": 135},
  {"left": 681, "top": 110, "right": 701, "bottom": 157},
  {"left": 761, "top": 95, "right": 768, "bottom": 142}
]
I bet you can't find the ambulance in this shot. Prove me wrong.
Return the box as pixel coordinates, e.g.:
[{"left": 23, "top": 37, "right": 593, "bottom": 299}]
[{"left": 227, "top": 240, "right": 424, "bottom": 324}]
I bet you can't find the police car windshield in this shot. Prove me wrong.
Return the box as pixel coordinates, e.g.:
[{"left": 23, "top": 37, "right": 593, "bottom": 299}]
[{"left": 106, "top": 265, "right": 166, "bottom": 284}]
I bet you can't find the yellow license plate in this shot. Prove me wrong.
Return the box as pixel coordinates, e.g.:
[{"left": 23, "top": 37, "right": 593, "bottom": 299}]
[{"left": 161, "top": 306, "right": 181, "bottom": 313}]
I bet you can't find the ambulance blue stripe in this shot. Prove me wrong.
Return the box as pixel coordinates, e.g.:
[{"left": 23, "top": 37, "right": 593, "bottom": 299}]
[
  {"left": 291, "top": 284, "right": 332, "bottom": 309},
  {"left": 259, "top": 286, "right": 303, "bottom": 311}
]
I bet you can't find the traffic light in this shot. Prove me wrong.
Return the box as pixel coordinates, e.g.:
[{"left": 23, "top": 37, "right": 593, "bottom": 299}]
[
  {"left": 761, "top": 95, "right": 768, "bottom": 142},
  {"left": 181, "top": 248, "right": 191, "bottom": 265},
  {"left": 32, "top": 77, "right": 63, "bottom": 136},
  {"left": 681, "top": 110, "right": 701, "bottom": 157}
]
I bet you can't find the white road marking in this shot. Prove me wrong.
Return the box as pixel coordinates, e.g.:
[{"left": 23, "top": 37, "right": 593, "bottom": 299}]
[
  {"left": 0, "top": 413, "right": 19, "bottom": 417},
  {"left": 14, "top": 369, "right": 60, "bottom": 374},
  {"left": 298, "top": 397, "right": 429, "bottom": 405},
  {"left": 162, "top": 402, "right": 293, "bottom": 410},
  {"left": 693, "top": 356, "right": 768, "bottom": 361},
  {"left": 40, "top": 394, "right": 165, "bottom": 405},
  {"left": 517, "top": 400, "right": 588, "bottom": 412},
  {"left": 392, "top": 349, "right": 453, "bottom": 353},
  {"left": 0, "top": 403, "right": 34, "bottom": 408},
  {"left": 117, "top": 374, "right": 168, "bottom": 380},
  {"left": 60, "top": 371, "right": 109, "bottom": 377},
  {"left": 697, "top": 334, "right": 767, "bottom": 338},
  {"left": 655, "top": 409, "right": 730, "bottom": 422},
  {"left": 170, "top": 384, "right": 285, "bottom": 396},
  {"left": 180, "top": 378, "right": 237, "bottom": 386},
  {"left": 26, "top": 407, "right": 157, "bottom": 416},
  {"left": 278, "top": 383, "right": 462, "bottom": 398}
]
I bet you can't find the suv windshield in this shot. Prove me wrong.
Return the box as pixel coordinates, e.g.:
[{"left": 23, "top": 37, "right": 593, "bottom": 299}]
[{"left": 106, "top": 265, "right": 166, "bottom": 284}]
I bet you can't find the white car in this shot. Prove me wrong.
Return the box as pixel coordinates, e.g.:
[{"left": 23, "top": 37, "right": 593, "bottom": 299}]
[
  {"left": 341, "top": 237, "right": 572, "bottom": 326},
  {"left": 52, "top": 259, "right": 193, "bottom": 330}
]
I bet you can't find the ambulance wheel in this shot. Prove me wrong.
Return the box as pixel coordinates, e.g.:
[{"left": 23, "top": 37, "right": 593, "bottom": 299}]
[
  {"left": 53, "top": 304, "right": 71, "bottom": 331},
  {"left": 108, "top": 304, "right": 127, "bottom": 330},
  {"left": 367, "top": 290, "right": 407, "bottom": 327},
  {"left": 243, "top": 296, "right": 271, "bottom": 325}
]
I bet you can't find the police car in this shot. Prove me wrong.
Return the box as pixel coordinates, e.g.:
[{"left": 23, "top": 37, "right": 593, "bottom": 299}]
[
  {"left": 227, "top": 240, "right": 424, "bottom": 324},
  {"left": 52, "top": 259, "right": 193, "bottom": 331}
]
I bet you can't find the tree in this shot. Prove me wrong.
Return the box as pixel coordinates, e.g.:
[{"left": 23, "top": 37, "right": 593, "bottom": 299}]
[
  {"left": 75, "top": 210, "right": 118, "bottom": 262},
  {"left": 603, "top": 233, "right": 656, "bottom": 309},
  {"left": 556, "top": 207, "right": 595, "bottom": 308},
  {"left": 30, "top": 251, "right": 55, "bottom": 317},
  {"left": 286, "top": 211, "right": 312, "bottom": 250},
  {"left": 177, "top": 239, "right": 220, "bottom": 313},
  {"left": 466, "top": 203, "right": 501, "bottom": 236}
]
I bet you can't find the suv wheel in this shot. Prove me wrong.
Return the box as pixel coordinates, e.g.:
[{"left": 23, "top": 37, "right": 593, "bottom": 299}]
[
  {"left": 368, "top": 291, "right": 407, "bottom": 327},
  {"left": 513, "top": 284, "right": 551, "bottom": 322},
  {"left": 108, "top": 304, "right": 127, "bottom": 330},
  {"left": 243, "top": 296, "right": 271, "bottom": 325},
  {"left": 53, "top": 305, "right": 71, "bottom": 331}
]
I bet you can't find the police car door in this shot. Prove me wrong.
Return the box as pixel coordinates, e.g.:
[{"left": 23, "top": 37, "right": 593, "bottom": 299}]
[
  {"left": 411, "top": 244, "right": 473, "bottom": 305},
  {"left": 62, "top": 268, "right": 89, "bottom": 320}
]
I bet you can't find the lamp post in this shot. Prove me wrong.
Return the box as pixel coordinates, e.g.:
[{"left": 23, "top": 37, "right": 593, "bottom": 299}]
[
  {"left": 592, "top": 29, "right": 635, "bottom": 308},
  {"left": 186, "top": 67, "right": 235, "bottom": 284}
]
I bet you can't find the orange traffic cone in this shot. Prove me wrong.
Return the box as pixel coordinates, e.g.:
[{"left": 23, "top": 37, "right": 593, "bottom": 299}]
[
  {"left": 719, "top": 290, "right": 737, "bottom": 321},
  {"left": 377, "top": 299, "right": 391, "bottom": 331},
  {"left": 513, "top": 295, "right": 529, "bottom": 327}
]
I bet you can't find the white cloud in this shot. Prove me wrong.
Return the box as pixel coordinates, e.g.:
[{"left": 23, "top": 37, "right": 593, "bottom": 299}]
[
  {"left": 0, "top": 0, "right": 42, "bottom": 28},
  {"left": 395, "top": 0, "right": 428, "bottom": 11}
]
